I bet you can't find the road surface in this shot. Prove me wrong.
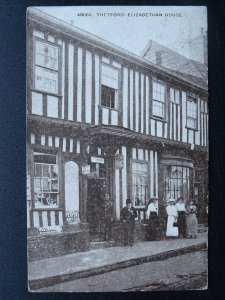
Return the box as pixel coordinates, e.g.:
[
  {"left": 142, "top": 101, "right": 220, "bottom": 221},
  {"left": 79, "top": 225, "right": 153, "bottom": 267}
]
[{"left": 38, "top": 250, "right": 207, "bottom": 292}]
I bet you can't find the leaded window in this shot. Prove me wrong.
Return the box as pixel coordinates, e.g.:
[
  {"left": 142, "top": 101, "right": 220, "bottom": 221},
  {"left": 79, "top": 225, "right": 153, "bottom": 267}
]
[
  {"left": 34, "top": 40, "right": 59, "bottom": 94},
  {"left": 132, "top": 162, "right": 148, "bottom": 206},
  {"left": 152, "top": 81, "right": 166, "bottom": 119},
  {"left": 164, "top": 165, "right": 190, "bottom": 201},
  {"left": 33, "top": 152, "right": 59, "bottom": 208},
  {"left": 187, "top": 97, "right": 197, "bottom": 129}
]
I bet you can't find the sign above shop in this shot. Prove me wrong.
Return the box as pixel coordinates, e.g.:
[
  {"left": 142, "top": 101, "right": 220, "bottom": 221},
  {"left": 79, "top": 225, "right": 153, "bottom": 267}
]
[
  {"left": 115, "top": 154, "right": 124, "bottom": 169},
  {"left": 39, "top": 225, "right": 62, "bottom": 235},
  {"left": 82, "top": 165, "right": 91, "bottom": 175},
  {"left": 91, "top": 156, "right": 105, "bottom": 164}
]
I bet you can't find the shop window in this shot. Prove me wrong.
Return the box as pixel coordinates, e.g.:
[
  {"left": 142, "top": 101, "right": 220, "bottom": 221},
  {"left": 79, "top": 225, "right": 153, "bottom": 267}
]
[
  {"left": 34, "top": 40, "right": 59, "bottom": 94},
  {"left": 186, "top": 97, "right": 197, "bottom": 129},
  {"left": 101, "top": 64, "right": 118, "bottom": 109},
  {"left": 164, "top": 165, "right": 190, "bottom": 201},
  {"left": 33, "top": 152, "right": 59, "bottom": 208},
  {"left": 152, "top": 81, "right": 166, "bottom": 119},
  {"left": 132, "top": 162, "right": 148, "bottom": 206}
]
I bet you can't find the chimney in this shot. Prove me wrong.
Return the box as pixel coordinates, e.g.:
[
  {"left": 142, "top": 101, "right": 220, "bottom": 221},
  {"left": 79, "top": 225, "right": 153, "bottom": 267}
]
[{"left": 155, "top": 51, "right": 162, "bottom": 66}]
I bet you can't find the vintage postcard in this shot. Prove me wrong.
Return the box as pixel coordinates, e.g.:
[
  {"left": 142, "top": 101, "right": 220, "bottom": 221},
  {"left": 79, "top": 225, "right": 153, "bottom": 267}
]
[{"left": 27, "top": 6, "right": 208, "bottom": 292}]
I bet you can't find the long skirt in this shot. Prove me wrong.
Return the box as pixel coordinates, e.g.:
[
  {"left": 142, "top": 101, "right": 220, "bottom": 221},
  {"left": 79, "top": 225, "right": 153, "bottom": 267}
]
[
  {"left": 148, "top": 213, "right": 160, "bottom": 240},
  {"left": 177, "top": 211, "right": 186, "bottom": 237},
  {"left": 186, "top": 213, "right": 198, "bottom": 237},
  {"left": 166, "top": 216, "right": 178, "bottom": 237}
]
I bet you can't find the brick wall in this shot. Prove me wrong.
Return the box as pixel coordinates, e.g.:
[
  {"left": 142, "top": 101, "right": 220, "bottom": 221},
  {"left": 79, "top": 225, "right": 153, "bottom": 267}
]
[{"left": 28, "top": 230, "right": 90, "bottom": 261}]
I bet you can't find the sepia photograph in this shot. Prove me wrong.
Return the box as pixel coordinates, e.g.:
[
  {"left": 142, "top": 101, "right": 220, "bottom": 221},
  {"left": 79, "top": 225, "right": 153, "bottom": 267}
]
[{"left": 26, "top": 6, "right": 208, "bottom": 292}]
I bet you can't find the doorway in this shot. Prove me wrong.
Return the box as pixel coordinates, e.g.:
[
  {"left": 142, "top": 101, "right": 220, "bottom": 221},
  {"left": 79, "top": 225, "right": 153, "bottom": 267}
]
[{"left": 87, "top": 178, "right": 106, "bottom": 241}]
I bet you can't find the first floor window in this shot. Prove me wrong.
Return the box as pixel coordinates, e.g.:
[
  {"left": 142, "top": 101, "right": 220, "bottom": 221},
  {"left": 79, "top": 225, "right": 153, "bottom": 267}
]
[
  {"left": 34, "top": 39, "right": 59, "bottom": 94},
  {"left": 187, "top": 97, "right": 197, "bottom": 129},
  {"left": 101, "top": 85, "right": 118, "bottom": 109},
  {"left": 132, "top": 162, "right": 148, "bottom": 206},
  {"left": 152, "top": 81, "right": 166, "bottom": 119},
  {"left": 164, "top": 165, "right": 190, "bottom": 201},
  {"left": 101, "top": 63, "right": 119, "bottom": 109},
  {"left": 33, "top": 152, "right": 59, "bottom": 208}
]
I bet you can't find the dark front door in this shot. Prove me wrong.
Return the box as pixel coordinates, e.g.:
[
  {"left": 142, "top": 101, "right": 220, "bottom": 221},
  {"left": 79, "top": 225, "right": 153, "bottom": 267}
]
[{"left": 87, "top": 178, "right": 106, "bottom": 241}]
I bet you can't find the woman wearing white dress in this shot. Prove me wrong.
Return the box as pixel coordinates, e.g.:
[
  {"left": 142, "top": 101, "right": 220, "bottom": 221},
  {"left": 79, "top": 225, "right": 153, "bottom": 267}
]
[{"left": 166, "top": 199, "right": 178, "bottom": 238}]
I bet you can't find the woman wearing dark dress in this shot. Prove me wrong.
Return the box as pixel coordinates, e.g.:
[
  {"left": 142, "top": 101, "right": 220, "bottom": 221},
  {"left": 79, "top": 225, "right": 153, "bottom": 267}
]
[
  {"left": 146, "top": 197, "right": 160, "bottom": 240},
  {"left": 175, "top": 197, "right": 186, "bottom": 238}
]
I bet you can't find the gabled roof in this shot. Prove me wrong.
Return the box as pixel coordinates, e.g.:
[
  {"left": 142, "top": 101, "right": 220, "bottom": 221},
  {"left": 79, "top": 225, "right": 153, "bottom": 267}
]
[
  {"left": 27, "top": 8, "right": 208, "bottom": 94},
  {"left": 141, "top": 40, "right": 208, "bottom": 89}
]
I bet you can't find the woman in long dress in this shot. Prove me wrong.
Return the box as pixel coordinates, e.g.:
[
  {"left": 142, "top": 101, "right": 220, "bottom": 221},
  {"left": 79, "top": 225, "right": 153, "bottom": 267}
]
[
  {"left": 175, "top": 197, "right": 186, "bottom": 238},
  {"left": 166, "top": 199, "right": 178, "bottom": 238},
  {"left": 186, "top": 200, "right": 198, "bottom": 238},
  {"left": 146, "top": 197, "right": 160, "bottom": 240}
]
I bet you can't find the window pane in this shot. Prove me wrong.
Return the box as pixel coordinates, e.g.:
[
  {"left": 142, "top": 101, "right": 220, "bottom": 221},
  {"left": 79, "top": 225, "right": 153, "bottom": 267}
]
[
  {"left": 34, "top": 178, "right": 42, "bottom": 193},
  {"left": 32, "top": 92, "right": 43, "bottom": 115},
  {"left": 33, "top": 153, "right": 59, "bottom": 208},
  {"left": 101, "top": 85, "right": 116, "bottom": 109},
  {"left": 34, "top": 153, "right": 56, "bottom": 164},
  {"left": 34, "top": 164, "right": 42, "bottom": 177},
  {"left": 187, "top": 117, "right": 196, "bottom": 128},
  {"left": 101, "top": 64, "right": 118, "bottom": 89},
  {"left": 170, "top": 88, "right": 175, "bottom": 102},
  {"left": 187, "top": 99, "right": 197, "bottom": 128},
  {"left": 35, "top": 41, "right": 58, "bottom": 70},
  {"left": 35, "top": 66, "right": 58, "bottom": 93},
  {"left": 164, "top": 165, "right": 190, "bottom": 202},
  {"left": 47, "top": 95, "right": 58, "bottom": 118},
  {"left": 153, "top": 100, "right": 164, "bottom": 117},
  {"left": 175, "top": 90, "right": 180, "bottom": 104},
  {"left": 132, "top": 162, "right": 148, "bottom": 206}
]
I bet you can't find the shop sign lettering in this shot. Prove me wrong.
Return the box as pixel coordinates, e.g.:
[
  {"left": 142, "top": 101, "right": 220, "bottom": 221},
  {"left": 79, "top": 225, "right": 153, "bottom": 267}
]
[
  {"left": 39, "top": 225, "right": 62, "bottom": 234},
  {"left": 91, "top": 156, "right": 105, "bottom": 164}
]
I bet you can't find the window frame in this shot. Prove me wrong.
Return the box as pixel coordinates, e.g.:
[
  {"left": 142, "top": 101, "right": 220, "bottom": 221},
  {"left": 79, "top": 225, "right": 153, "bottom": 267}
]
[
  {"left": 100, "top": 62, "right": 119, "bottom": 111},
  {"left": 164, "top": 165, "right": 191, "bottom": 202},
  {"left": 152, "top": 80, "right": 167, "bottom": 120},
  {"left": 170, "top": 87, "right": 181, "bottom": 105},
  {"left": 33, "top": 152, "right": 60, "bottom": 210},
  {"left": 100, "top": 84, "right": 118, "bottom": 110},
  {"left": 131, "top": 160, "right": 149, "bottom": 208},
  {"left": 186, "top": 95, "right": 198, "bottom": 130},
  {"left": 33, "top": 37, "right": 61, "bottom": 96}
]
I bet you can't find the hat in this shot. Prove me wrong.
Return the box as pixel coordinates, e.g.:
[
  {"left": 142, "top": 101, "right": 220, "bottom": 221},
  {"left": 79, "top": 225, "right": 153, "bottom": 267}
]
[
  {"left": 126, "top": 199, "right": 132, "bottom": 204},
  {"left": 177, "top": 197, "right": 184, "bottom": 202},
  {"left": 167, "top": 198, "right": 175, "bottom": 203},
  {"left": 150, "top": 197, "right": 158, "bottom": 202}
]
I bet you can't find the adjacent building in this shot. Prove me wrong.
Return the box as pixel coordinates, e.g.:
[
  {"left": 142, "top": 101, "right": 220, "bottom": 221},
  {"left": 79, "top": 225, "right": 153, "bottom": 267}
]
[{"left": 27, "top": 8, "right": 208, "bottom": 260}]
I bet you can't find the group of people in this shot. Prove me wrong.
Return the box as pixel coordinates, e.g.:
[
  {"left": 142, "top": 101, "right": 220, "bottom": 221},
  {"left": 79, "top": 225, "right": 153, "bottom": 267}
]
[
  {"left": 120, "top": 197, "right": 198, "bottom": 246},
  {"left": 166, "top": 197, "right": 198, "bottom": 239}
]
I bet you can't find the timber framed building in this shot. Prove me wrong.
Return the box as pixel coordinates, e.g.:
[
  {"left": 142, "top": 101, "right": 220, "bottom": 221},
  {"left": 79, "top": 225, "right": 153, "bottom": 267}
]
[{"left": 27, "top": 8, "right": 208, "bottom": 260}]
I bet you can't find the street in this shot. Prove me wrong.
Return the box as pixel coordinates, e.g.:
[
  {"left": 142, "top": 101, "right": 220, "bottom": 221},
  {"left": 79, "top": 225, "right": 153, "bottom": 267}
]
[{"left": 37, "top": 250, "right": 207, "bottom": 292}]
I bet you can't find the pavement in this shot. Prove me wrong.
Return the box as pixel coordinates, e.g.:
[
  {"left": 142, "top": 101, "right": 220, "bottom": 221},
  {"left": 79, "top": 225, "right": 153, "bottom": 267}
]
[{"left": 28, "top": 232, "right": 207, "bottom": 291}]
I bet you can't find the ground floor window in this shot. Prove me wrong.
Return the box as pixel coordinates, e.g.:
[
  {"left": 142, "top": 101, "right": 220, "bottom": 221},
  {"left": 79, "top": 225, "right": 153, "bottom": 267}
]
[
  {"left": 132, "top": 161, "right": 148, "bottom": 206},
  {"left": 164, "top": 165, "right": 190, "bottom": 201},
  {"left": 33, "top": 152, "right": 59, "bottom": 208}
]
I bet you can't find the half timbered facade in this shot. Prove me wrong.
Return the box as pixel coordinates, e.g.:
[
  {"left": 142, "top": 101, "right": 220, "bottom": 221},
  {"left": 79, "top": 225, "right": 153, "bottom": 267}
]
[{"left": 27, "top": 8, "right": 208, "bottom": 258}]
